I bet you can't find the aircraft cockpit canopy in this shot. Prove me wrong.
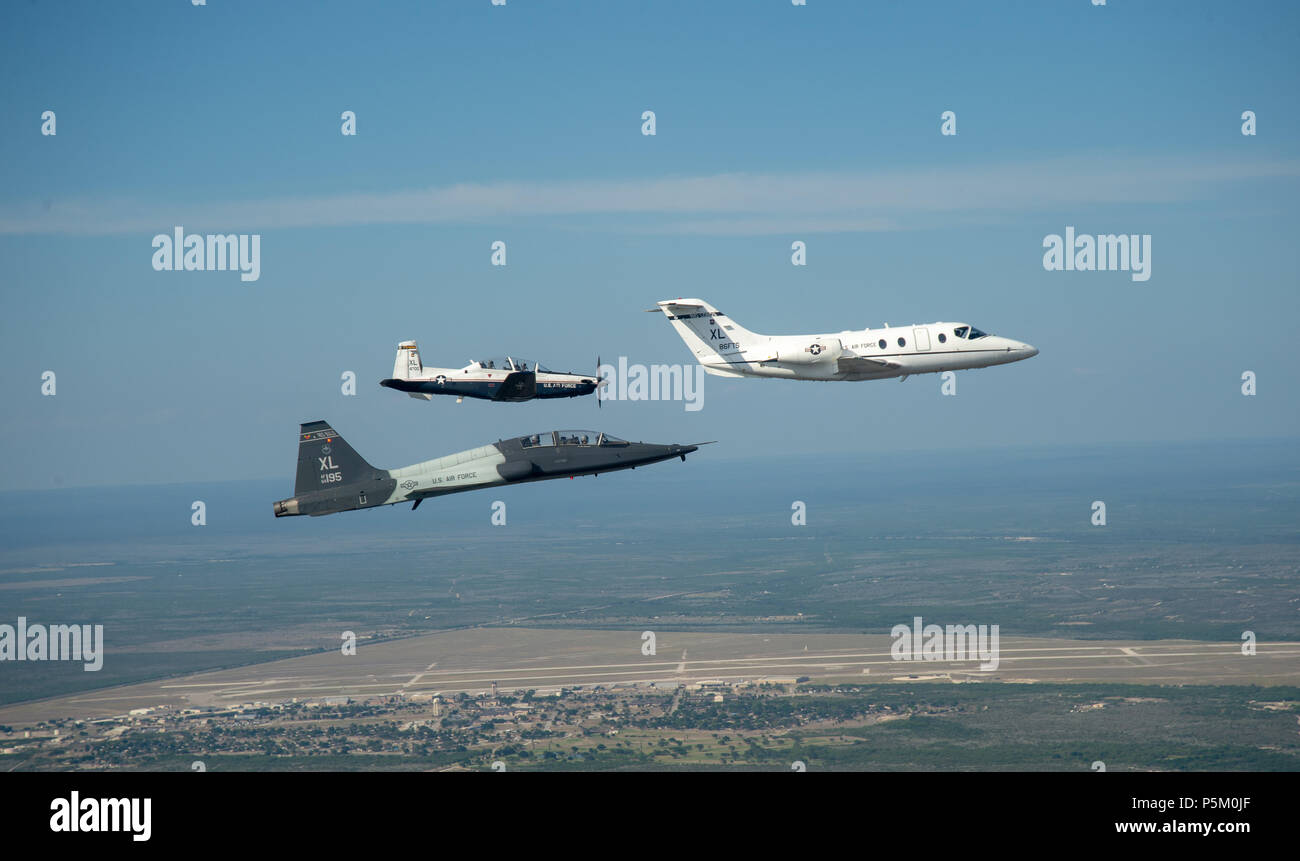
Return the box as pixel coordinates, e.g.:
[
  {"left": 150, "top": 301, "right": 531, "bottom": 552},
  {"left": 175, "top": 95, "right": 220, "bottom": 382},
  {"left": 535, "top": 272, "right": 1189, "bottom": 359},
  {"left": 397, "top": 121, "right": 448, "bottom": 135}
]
[
  {"left": 952, "top": 325, "right": 990, "bottom": 340},
  {"left": 520, "top": 431, "right": 626, "bottom": 448},
  {"left": 556, "top": 430, "right": 597, "bottom": 446},
  {"left": 472, "top": 357, "right": 549, "bottom": 373}
]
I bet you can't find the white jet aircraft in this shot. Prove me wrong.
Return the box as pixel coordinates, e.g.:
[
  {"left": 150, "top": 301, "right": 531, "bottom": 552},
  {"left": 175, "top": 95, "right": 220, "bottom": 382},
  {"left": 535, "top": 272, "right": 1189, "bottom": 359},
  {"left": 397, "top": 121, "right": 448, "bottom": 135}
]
[{"left": 650, "top": 298, "right": 1037, "bottom": 381}]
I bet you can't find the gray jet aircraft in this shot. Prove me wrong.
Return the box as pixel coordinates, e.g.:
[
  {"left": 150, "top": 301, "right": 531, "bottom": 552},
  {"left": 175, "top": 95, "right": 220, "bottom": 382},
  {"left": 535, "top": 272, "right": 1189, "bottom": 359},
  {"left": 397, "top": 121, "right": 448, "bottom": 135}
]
[{"left": 273, "top": 420, "right": 705, "bottom": 517}]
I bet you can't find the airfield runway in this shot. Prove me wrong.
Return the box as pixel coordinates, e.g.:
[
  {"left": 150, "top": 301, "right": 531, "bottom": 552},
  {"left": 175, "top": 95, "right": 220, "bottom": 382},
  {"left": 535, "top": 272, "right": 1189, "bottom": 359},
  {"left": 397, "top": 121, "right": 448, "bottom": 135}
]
[{"left": 1, "top": 628, "right": 1296, "bottom": 726}]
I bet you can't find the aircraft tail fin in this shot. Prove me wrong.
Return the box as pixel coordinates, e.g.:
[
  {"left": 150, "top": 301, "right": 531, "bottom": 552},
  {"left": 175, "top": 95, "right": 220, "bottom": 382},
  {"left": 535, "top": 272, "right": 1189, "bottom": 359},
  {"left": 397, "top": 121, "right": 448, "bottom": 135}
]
[
  {"left": 294, "top": 421, "right": 379, "bottom": 497},
  {"left": 392, "top": 340, "right": 422, "bottom": 380},
  {"left": 651, "top": 298, "right": 765, "bottom": 365}
]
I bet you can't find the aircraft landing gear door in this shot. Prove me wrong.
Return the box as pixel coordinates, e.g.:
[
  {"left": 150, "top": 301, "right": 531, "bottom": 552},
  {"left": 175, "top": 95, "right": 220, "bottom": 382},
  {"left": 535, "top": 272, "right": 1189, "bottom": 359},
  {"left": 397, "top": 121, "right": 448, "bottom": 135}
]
[{"left": 913, "top": 327, "right": 932, "bottom": 351}]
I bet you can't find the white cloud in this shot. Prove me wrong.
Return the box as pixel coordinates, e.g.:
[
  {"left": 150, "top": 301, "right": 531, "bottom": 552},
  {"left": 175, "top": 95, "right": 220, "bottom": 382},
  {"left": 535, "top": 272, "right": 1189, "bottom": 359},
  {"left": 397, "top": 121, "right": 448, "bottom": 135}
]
[{"left": 1, "top": 153, "right": 1295, "bottom": 236}]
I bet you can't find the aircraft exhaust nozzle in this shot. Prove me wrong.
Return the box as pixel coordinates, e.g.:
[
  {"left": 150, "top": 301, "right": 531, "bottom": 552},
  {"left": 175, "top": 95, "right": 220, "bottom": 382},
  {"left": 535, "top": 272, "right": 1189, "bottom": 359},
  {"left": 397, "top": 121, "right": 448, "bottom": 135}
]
[{"left": 273, "top": 498, "right": 301, "bottom": 517}]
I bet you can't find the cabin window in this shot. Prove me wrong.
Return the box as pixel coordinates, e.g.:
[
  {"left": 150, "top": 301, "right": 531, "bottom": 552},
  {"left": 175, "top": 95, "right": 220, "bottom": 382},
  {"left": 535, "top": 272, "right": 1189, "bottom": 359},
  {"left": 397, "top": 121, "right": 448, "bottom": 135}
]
[
  {"left": 878, "top": 339, "right": 886, "bottom": 349},
  {"left": 938, "top": 333, "right": 947, "bottom": 343},
  {"left": 897, "top": 337, "right": 906, "bottom": 348}
]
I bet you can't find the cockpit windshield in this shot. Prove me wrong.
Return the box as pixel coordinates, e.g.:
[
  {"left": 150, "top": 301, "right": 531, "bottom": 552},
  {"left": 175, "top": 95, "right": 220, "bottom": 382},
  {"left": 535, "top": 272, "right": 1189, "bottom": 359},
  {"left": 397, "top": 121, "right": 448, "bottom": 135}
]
[
  {"left": 521, "top": 431, "right": 623, "bottom": 448},
  {"left": 521, "top": 432, "right": 554, "bottom": 448},
  {"left": 556, "top": 430, "right": 598, "bottom": 446},
  {"left": 952, "top": 325, "right": 990, "bottom": 340},
  {"left": 473, "top": 357, "right": 549, "bottom": 372}
]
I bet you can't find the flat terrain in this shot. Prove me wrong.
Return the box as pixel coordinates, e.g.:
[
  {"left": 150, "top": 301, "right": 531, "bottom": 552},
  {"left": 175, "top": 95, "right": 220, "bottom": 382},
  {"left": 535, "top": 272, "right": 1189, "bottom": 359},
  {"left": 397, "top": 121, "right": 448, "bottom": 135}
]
[
  {"left": 3, "top": 627, "right": 1295, "bottom": 727},
  {"left": 2, "top": 443, "right": 1295, "bottom": 770}
]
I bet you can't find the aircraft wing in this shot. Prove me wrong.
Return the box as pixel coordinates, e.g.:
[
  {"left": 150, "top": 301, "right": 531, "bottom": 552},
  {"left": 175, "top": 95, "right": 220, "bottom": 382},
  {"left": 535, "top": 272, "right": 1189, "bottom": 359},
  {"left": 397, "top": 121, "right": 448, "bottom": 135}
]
[
  {"left": 837, "top": 356, "right": 901, "bottom": 374},
  {"left": 492, "top": 370, "right": 537, "bottom": 400}
]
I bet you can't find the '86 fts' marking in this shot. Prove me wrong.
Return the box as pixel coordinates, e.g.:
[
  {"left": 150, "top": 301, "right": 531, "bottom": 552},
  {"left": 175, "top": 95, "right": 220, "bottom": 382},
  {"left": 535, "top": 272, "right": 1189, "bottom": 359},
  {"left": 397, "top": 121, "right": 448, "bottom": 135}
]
[{"left": 709, "top": 326, "right": 740, "bottom": 351}]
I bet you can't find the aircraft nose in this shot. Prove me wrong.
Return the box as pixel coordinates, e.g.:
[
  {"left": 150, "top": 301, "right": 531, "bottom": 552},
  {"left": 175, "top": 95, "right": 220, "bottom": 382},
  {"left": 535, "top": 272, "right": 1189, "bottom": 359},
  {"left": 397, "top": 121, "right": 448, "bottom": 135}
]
[{"left": 1007, "top": 340, "right": 1037, "bottom": 359}]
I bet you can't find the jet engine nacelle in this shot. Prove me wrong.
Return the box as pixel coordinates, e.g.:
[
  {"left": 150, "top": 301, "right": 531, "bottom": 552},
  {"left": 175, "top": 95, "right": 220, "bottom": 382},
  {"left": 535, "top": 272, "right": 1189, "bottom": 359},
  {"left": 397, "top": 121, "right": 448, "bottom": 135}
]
[
  {"left": 777, "top": 338, "right": 843, "bottom": 365},
  {"left": 497, "top": 460, "right": 537, "bottom": 481}
]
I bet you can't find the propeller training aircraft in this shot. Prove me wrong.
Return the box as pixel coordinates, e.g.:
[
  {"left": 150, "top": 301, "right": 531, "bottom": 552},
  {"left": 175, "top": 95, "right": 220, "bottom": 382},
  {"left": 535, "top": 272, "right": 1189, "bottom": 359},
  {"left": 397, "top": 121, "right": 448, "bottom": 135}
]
[{"left": 380, "top": 340, "right": 601, "bottom": 403}]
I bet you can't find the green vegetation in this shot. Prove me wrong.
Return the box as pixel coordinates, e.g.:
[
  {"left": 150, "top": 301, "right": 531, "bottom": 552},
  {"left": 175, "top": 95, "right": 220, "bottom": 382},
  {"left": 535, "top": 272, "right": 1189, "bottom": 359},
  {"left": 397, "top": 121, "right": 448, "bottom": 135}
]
[{"left": 6, "top": 683, "right": 1297, "bottom": 772}]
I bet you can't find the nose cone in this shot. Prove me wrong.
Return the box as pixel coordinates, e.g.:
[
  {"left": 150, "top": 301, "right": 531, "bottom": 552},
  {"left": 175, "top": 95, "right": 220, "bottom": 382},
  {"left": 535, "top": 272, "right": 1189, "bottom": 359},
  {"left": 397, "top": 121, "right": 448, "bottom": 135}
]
[
  {"left": 667, "top": 443, "right": 699, "bottom": 463},
  {"left": 631, "top": 442, "right": 700, "bottom": 465},
  {"left": 1003, "top": 339, "right": 1038, "bottom": 361}
]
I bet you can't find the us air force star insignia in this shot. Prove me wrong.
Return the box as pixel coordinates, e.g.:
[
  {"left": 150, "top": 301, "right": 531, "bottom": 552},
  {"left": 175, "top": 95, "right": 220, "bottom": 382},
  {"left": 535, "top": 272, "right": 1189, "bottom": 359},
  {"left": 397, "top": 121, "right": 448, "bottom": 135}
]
[
  {"left": 435, "top": 375, "right": 447, "bottom": 384},
  {"left": 809, "top": 343, "right": 823, "bottom": 355}
]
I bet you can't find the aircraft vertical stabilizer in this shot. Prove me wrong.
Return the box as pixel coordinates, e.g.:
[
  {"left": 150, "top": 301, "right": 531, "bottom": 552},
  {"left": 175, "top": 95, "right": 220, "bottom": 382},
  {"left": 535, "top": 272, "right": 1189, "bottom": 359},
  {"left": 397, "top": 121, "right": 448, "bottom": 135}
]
[
  {"left": 393, "top": 340, "right": 422, "bottom": 380},
  {"left": 652, "top": 298, "right": 766, "bottom": 365},
  {"left": 294, "top": 421, "right": 380, "bottom": 497}
]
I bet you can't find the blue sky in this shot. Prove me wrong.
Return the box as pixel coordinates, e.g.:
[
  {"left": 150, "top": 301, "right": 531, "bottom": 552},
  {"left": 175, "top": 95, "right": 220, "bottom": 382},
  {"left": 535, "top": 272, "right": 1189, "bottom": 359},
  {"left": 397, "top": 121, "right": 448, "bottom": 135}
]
[{"left": 1, "top": 0, "right": 1297, "bottom": 490}]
